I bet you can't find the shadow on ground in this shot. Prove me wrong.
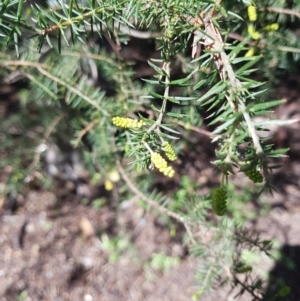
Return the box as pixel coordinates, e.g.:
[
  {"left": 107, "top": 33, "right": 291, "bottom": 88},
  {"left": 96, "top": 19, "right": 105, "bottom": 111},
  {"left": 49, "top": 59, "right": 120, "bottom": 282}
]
[{"left": 264, "top": 245, "right": 300, "bottom": 301}]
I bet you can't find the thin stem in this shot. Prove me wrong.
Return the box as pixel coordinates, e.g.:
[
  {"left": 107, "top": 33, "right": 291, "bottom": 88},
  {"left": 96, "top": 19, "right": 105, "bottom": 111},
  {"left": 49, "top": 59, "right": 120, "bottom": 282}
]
[
  {"left": 1, "top": 60, "right": 109, "bottom": 116},
  {"left": 170, "top": 118, "right": 212, "bottom": 137},
  {"left": 277, "top": 46, "right": 300, "bottom": 54},
  {"left": 198, "top": 12, "right": 264, "bottom": 157},
  {"left": 143, "top": 141, "right": 153, "bottom": 153},
  {"left": 264, "top": 6, "right": 300, "bottom": 19},
  {"left": 61, "top": 50, "right": 118, "bottom": 66},
  {"left": 27, "top": 113, "right": 65, "bottom": 181},
  {"left": 39, "top": 6, "right": 115, "bottom": 36},
  {"left": 232, "top": 275, "right": 263, "bottom": 301},
  {"left": 115, "top": 158, "right": 186, "bottom": 224},
  {"left": 147, "top": 61, "right": 171, "bottom": 133},
  {"left": 73, "top": 118, "right": 100, "bottom": 147},
  {"left": 241, "top": 105, "right": 263, "bottom": 155},
  {"left": 19, "top": 71, "right": 58, "bottom": 100}
]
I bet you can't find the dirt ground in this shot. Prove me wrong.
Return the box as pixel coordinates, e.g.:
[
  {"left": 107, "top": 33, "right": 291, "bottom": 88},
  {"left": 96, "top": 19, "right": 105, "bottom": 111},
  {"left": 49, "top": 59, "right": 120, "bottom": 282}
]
[
  {"left": 0, "top": 190, "right": 197, "bottom": 301},
  {"left": 1, "top": 44, "right": 300, "bottom": 301}
]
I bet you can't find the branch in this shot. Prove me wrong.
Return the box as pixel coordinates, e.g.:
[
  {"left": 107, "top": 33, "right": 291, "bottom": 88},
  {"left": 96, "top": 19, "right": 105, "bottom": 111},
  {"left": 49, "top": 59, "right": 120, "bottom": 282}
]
[
  {"left": 232, "top": 274, "right": 263, "bottom": 301},
  {"left": 26, "top": 113, "right": 65, "bottom": 182},
  {"left": 38, "top": 6, "right": 115, "bottom": 36},
  {"left": 73, "top": 118, "right": 100, "bottom": 147},
  {"left": 115, "top": 158, "right": 186, "bottom": 224},
  {"left": 114, "top": 23, "right": 160, "bottom": 39},
  {"left": 228, "top": 33, "right": 300, "bottom": 54},
  {"left": 1, "top": 61, "right": 109, "bottom": 116},
  {"left": 264, "top": 6, "right": 300, "bottom": 19},
  {"left": 170, "top": 118, "right": 212, "bottom": 137},
  {"left": 193, "top": 12, "right": 264, "bottom": 156},
  {"left": 147, "top": 61, "right": 171, "bottom": 133}
]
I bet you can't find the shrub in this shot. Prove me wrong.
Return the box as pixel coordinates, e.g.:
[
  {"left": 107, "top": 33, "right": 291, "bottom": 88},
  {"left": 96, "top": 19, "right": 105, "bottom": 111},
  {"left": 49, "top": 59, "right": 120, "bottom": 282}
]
[{"left": 1, "top": 0, "right": 298, "bottom": 298}]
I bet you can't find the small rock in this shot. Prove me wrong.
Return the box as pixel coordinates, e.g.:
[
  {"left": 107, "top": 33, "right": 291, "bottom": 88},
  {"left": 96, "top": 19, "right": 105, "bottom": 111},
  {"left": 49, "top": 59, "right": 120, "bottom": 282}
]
[{"left": 79, "top": 217, "right": 95, "bottom": 239}]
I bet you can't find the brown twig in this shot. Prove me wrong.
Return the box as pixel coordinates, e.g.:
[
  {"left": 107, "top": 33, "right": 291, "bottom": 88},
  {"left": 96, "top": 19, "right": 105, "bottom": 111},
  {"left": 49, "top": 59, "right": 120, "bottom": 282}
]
[
  {"left": 170, "top": 118, "right": 212, "bottom": 137},
  {"left": 27, "top": 113, "right": 65, "bottom": 181},
  {"left": 192, "top": 9, "right": 265, "bottom": 157},
  {"left": 228, "top": 33, "right": 300, "bottom": 54},
  {"left": 115, "top": 158, "right": 185, "bottom": 224},
  {"left": 112, "top": 131, "right": 197, "bottom": 245},
  {"left": 264, "top": 6, "right": 300, "bottom": 19},
  {"left": 39, "top": 6, "right": 113, "bottom": 36},
  {"left": 232, "top": 274, "right": 263, "bottom": 301},
  {"left": 1, "top": 60, "right": 109, "bottom": 115},
  {"left": 73, "top": 118, "right": 100, "bottom": 147},
  {"left": 116, "top": 158, "right": 198, "bottom": 245}
]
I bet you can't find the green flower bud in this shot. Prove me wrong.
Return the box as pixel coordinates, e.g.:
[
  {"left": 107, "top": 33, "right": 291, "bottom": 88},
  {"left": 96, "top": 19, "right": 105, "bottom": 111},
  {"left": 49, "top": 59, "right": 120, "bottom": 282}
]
[
  {"left": 243, "top": 166, "right": 263, "bottom": 183},
  {"left": 162, "top": 142, "right": 177, "bottom": 161},
  {"left": 212, "top": 187, "right": 227, "bottom": 216}
]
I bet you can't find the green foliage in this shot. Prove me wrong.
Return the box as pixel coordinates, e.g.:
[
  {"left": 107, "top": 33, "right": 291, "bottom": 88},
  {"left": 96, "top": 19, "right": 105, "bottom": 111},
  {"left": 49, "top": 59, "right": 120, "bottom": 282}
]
[
  {"left": 276, "top": 285, "right": 291, "bottom": 298},
  {"left": 0, "top": 0, "right": 299, "bottom": 299},
  {"left": 101, "top": 233, "right": 134, "bottom": 263},
  {"left": 91, "top": 198, "right": 105, "bottom": 209},
  {"left": 17, "top": 290, "right": 28, "bottom": 301},
  {"left": 148, "top": 252, "right": 180, "bottom": 274}
]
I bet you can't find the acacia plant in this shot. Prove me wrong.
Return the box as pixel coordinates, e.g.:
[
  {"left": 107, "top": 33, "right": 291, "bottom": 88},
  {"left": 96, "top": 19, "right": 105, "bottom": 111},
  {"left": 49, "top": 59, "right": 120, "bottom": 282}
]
[{"left": 0, "top": 0, "right": 299, "bottom": 299}]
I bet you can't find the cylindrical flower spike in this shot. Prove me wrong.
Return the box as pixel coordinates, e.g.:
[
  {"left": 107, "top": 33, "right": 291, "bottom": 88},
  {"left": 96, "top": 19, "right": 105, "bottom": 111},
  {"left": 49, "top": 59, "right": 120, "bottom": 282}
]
[
  {"left": 244, "top": 47, "right": 256, "bottom": 57},
  {"left": 243, "top": 166, "right": 263, "bottom": 183},
  {"left": 151, "top": 152, "right": 175, "bottom": 178},
  {"left": 212, "top": 187, "right": 227, "bottom": 216},
  {"left": 162, "top": 142, "right": 177, "bottom": 161},
  {"left": 247, "top": 25, "right": 260, "bottom": 40},
  {"left": 247, "top": 6, "right": 257, "bottom": 22},
  {"left": 162, "top": 166, "right": 175, "bottom": 178},
  {"left": 112, "top": 116, "right": 144, "bottom": 129},
  {"left": 264, "top": 23, "right": 279, "bottom": 31}
]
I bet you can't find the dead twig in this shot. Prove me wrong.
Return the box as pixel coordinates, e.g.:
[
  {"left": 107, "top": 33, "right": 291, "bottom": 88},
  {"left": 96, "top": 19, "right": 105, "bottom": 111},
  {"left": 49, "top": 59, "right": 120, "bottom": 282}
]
[
  {"left": 115, "top": 158, "right": 184, "bottom": 224},
  {"left": 73, "top": 118, "right": 100, "bottom": 147},
  {"left": 1, "top": 61, "right": 109, "bottom": 115},
  {"left": 26, "top": 113, "right": 65, "bottom": 182},
  {"left": 110, "top": 126, "right": 198, "bottom": 244},
  {"left": 115, "top": 158, "right": 197, "bottom": 245},
  {"left": 264, "top": 6, "right": 300, "bottom": 19}
]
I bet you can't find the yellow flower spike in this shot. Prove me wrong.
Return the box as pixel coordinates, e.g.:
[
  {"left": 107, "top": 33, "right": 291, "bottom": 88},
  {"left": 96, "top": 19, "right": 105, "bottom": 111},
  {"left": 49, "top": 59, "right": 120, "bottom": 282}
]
[
  {"left": 163, "top": 166, "right": 175, "bottom": 178},
  {"left": 251, "top": 31, "right": 260, "bottom": 40},
  {"left": 162, "top": 142, "right": 177, "bottom": 161},
  {"left": 245, "top": 47, "right": 256, "bottom": 57},
  {"left": 108, "top": 170, "right": 120, "bottom": 182},
  {"left": 264, "top": 23, "right": 279, "bottom": 31},
  {"left": 104, "top": 180, "right": 114, "bottom": 191},
  {"left": 151, "top": 152, "right": 175, "bottom": 178},
  {"left": 112, "top": 116, "right": 144, "bottom": 129},
  {"left": 248, "top": 25, "right": 260, "bottom": 40},
  {"left": 247, "top": 6, "right": 257, "bottom": 22}
]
